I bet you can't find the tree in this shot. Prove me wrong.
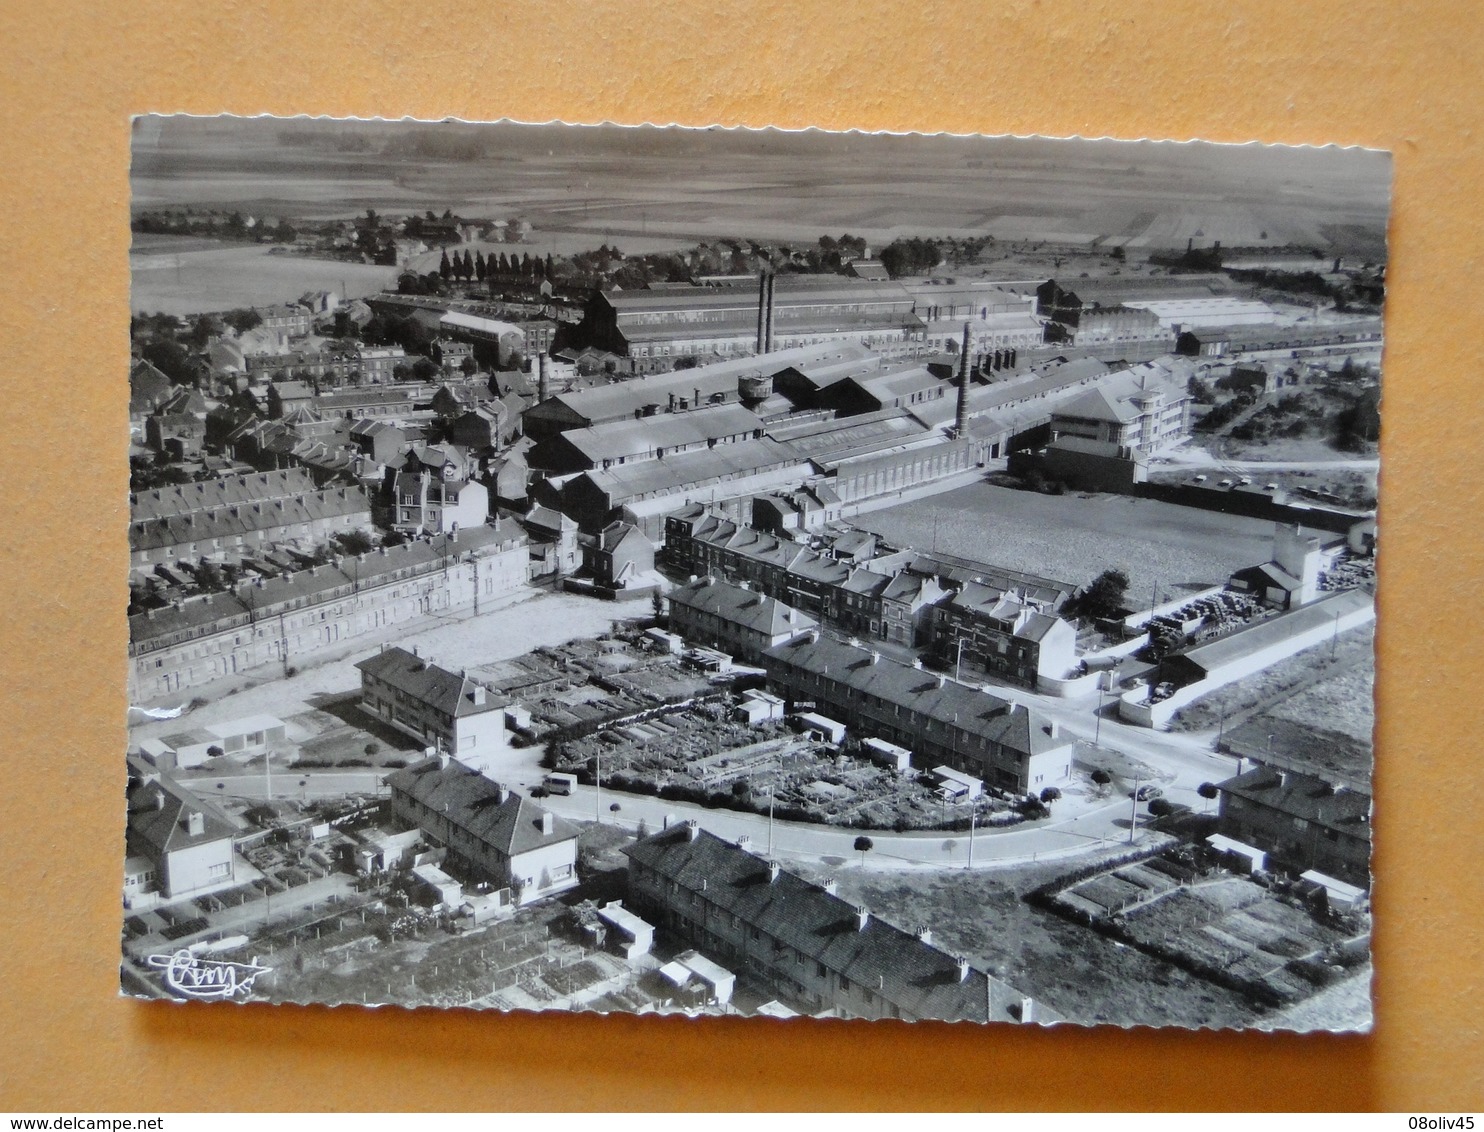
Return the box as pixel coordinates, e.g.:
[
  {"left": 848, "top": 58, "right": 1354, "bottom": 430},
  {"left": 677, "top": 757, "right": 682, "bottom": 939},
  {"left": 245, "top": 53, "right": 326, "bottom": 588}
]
[
  {"left": 854, "top": 835, "right": 874, "bottom": 867},
  {"left": 1197, "top": 781, "right": 1220, "bottom": 812},
  {"left": 335, "top": 530, "right": 376, "bottom": 556},
  {"left": 1090, "top": 768, "right": 1112, "bottom": 787},
  {"left": 1074, "top": 568, "right": 1131, "bottom": 621},
  {"left": 459, "top": 356, "right": 478, "bottom": 376},
  {"left": 412, "top": 357, "right": 440, "bottom": 382},
  {"left": 474, "top": 251, "right": 487, "bottom": 282},
  {"left": 141, "top": 338, "right": 196, "bottom": 385},
  {"left": 1039, "top": 786, "right": 1062, "bottom": 804},
  {"left": 439, "top": 250, "right": 452, "bottom": 280}
]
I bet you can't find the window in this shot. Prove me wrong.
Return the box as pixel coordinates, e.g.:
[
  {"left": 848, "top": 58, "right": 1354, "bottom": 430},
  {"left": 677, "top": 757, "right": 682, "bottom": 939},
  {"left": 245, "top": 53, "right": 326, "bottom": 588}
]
[{"left": 209, "top": 862, "right": 230, "bottom": 878}]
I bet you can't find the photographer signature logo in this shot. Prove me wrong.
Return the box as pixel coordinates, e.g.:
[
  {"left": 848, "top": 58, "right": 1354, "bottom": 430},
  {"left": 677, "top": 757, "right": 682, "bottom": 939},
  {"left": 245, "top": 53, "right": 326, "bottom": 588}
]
[{"left": 146, "top": 948, "right": 270, "bottom": 1000}]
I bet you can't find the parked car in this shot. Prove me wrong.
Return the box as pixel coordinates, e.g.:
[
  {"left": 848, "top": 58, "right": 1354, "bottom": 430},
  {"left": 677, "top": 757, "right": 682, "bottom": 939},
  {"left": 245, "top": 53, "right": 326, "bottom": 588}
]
[{"left": 1134, "top": 784, "right": 1164, "bottom": 801}]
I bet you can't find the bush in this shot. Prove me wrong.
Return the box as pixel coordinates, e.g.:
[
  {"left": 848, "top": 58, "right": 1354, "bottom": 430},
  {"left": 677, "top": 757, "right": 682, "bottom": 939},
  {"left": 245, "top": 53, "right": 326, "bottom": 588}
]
[
  {"left": 364, "top": 742, "right": 381, "bottom": 756},
  {"left": 1091, "top": 769, "right": 1112, "bottom": 786}
]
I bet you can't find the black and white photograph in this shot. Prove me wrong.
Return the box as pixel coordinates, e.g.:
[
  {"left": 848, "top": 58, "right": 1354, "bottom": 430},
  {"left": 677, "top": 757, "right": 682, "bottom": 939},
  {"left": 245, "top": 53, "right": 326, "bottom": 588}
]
[{"left": 122, "top": 115, "right": 1387, "bottom": 1031}]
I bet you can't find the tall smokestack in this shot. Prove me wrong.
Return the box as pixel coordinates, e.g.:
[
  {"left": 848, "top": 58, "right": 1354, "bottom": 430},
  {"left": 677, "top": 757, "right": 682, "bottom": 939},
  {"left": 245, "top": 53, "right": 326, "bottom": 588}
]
[
  {"left": 537, "top": 351, "right": 549, "bottom": 403},
  {"left": 764, "top": 272, "right": 777, "bottom": 354},
  {"left": 757, "top": 271, "right": 768, "bottom": 354},
  {"left": 954, "top": 320, "right": 971, "bottom": 436}
]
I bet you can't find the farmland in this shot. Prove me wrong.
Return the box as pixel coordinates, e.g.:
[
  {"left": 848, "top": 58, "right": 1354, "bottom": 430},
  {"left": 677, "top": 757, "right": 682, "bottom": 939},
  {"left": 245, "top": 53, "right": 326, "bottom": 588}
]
[
  {"left": 134, "top": 118, "right": 1391, "bottom": 257},
  {"left": 131, "top": 239, "right": 397, "bottom": 315},
  {"left": 855, "top": 482, "right": 1277, "bottom": 603}
]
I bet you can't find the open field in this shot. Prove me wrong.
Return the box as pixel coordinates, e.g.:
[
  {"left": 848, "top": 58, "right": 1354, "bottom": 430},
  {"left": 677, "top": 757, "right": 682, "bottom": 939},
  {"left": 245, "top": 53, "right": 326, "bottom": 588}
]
[
  {"left": 132, "top": 243, "right": 397, "bottom": 315},
  {"left": 1170, "top": 623, "right": 1373, "bottom": 736},
  {"left": 855, "top": 482, "right": 1277, "bottom": 601},
  {"left": 134, "top": 118, "right": 1391, "bottom": 256}
]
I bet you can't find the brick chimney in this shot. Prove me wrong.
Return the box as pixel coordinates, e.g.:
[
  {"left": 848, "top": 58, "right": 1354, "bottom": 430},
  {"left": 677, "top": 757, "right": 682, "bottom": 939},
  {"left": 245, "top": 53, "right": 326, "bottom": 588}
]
[
  {"left": 537, "top": 351, "right": 550, "bottom": 403},
  {"left": 954, "top": 321, "right": 972, "bottom": 436}
]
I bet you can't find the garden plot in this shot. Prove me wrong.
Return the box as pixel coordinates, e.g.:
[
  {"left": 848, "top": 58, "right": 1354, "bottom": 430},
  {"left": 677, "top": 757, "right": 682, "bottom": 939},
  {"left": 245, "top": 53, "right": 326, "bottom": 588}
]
[
  {"left": 1042, "top": 851, "right": 1368, "bottom": 1007},
  {"left": 551, "top": 702, "right": 1026, "bottom": 832}
]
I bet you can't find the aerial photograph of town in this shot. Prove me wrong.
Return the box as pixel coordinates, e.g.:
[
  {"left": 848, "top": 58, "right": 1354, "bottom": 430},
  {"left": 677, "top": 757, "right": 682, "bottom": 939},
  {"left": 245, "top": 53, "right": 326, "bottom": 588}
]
[{"left": 122, "top": 116, "right": 1386, "bottom": 1031}]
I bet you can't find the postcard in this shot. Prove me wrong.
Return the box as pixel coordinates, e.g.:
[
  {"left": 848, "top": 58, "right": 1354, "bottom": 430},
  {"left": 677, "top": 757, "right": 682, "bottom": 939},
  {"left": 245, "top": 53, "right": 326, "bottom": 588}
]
[{"left": 123, "top": 116, "right": 1385, "bottom": 1030}]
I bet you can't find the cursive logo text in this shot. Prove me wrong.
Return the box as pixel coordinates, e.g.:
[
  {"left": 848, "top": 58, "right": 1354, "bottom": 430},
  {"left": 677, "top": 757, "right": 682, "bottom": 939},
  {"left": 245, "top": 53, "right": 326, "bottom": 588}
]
[{"left": 146, "top": 949, "right": 270, "bottom": 1000}]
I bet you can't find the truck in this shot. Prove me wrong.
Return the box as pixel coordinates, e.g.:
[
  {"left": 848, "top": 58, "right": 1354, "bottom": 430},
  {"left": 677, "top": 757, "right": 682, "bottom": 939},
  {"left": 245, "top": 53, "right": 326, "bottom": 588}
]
[{"left": 543, "top": 772, "right": 578, "bottom": 796}]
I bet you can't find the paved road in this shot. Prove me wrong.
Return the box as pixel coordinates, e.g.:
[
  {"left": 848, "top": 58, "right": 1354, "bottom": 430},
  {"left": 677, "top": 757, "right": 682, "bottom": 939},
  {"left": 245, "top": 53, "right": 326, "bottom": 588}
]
[
  {"left": 182, "top": 769, "right": 385, "bottom": 801},
  {"left": 541, "top": 783, "right": 1160, "bottom": 871}
]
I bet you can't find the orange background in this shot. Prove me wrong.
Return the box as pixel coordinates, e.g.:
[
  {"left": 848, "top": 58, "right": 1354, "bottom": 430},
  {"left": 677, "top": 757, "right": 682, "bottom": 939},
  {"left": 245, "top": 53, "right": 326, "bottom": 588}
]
[{"left": 1, "top": 0, "right": 1481, "bottom": 1112}]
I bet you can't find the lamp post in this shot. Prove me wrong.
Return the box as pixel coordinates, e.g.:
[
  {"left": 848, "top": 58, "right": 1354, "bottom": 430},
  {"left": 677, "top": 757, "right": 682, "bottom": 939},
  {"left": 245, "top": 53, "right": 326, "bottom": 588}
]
[
  {"left": 1093, "top": 684, "right": 1107, "bottom": 747},
  {"left": 1128, "top": 779, "right": 1139, "bottom": 845}
]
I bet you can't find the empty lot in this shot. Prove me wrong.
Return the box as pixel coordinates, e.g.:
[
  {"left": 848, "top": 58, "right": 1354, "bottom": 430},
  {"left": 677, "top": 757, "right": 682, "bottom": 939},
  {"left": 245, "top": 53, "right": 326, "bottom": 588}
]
[{"left": 856, "top": 483, "right": 1277, "bottom": 601}]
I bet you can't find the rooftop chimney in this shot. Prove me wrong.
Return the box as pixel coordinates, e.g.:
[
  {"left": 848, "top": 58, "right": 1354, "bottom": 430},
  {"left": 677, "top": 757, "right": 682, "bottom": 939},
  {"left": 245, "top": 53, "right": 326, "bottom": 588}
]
[
  {"left": 497, "top": 783, "right": 510, "bottom": 803},
  {"left": 768, "top": 860, "right": 781, "bottom": 883},
  {"left": 540, "top": 811, "right": 554, "bottom": 835},
  {"left": 735, "top": 834, "right": 752, "bottom": 850},
  {"left": 186, "top": 811, "right": 205, "bottom": 837},
  {"left": 471, "top": 683, "right": 487, "bottom": 706},
  {"left": 1020, "top": 996, "right": 1036, "bottom": 1023},
  {"left": 855, "top": 906, "right": 870, "bottom": 932},
  {"left": 916, "top": 926, "right": 933, "bottom": 945},
  {"left": 437, "top": 752, "right": 451, "bottom": 770},
  {"left": 956, "top": 956, "right": 971, "bottom": 982},
  {"left": 823, "top": 878, "right": 838, "bottom": 895},
  {"left": 686, "top": 820, "right": 701, "bottom": 842}
]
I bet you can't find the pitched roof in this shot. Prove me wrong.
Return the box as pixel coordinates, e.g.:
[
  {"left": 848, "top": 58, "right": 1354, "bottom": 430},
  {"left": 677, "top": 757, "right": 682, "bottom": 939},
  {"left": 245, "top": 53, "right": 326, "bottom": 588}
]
[
  {"left": 529, "top": 343, "right": 883, "bottom": 428},
  {"left": 669, "top": 577, "right": 818, "bottom": 638},
  {"left": 764, "top": 634, "right": 1068, "bottom": 757},
  {"left": 127, "top": 773, "right": 240, "bottom": 860},
  {"left": 1218, "top": 765, "right": 1372, "bottom": 833},
  {"left": 355, "top": 647, "right": 503, "bottom": 718},
  {"left": 386, "top": 757, "right": 578, "bottom": 855},
  {"left": 625, "top": 827, "right": 1035, "bottom": 1023},
  {"left": 129, "top": 485, "right": 372, "bottom": 553}
]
